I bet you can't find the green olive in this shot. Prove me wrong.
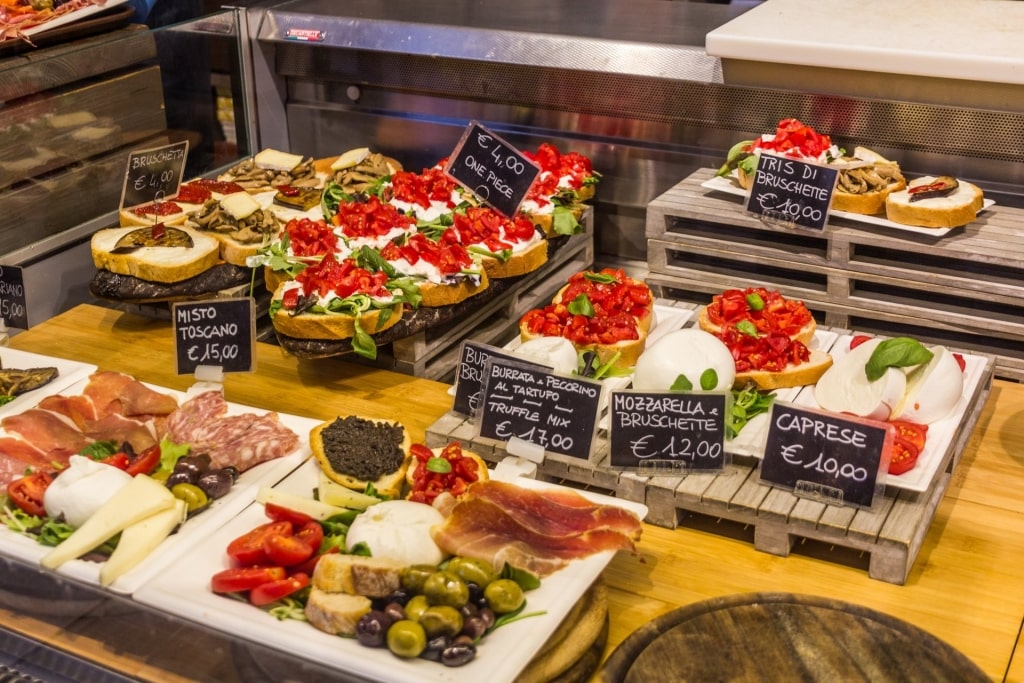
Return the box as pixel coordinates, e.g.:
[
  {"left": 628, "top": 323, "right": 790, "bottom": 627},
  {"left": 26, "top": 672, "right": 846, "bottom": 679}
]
[
  {"left": 419, "top": 605, "right": 464, "bottom": 639},
  {"left": 387, "top": 619, "right": 426, "bottom": 658},
  {"left": 484, "top": 578, "right": 525, "bottom": 614},
  {"left": 404, "top": 594, "right": 430, "bottom": 622},
  {"left": 422, "top": 570, "right": 470, "bottom": 608},
  {"left": 170, "top": 482, "right": 209, "bottom": 513},
  {"left": 447, "top": 556, "right": 497, "bottom": 589},
  {"left": 401, "top": 564, "right": 437, "bottom": 594}
]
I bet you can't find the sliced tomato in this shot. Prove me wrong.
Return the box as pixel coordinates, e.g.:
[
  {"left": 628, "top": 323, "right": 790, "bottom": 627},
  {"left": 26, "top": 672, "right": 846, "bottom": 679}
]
[
  {"left": 226, "top": 521, "right": 293, "bottom": 566},
  {"left": 249, "top": 572, "right": 310, "bottom": 606},
  {"left": 849, "top": 335, "right": 873, "bottom": 349},
  {"left": 294, "top": 520, "right": 324, "bottom": 555},
  {"left": 888, "top": 439, "right": 921, "bottom": 475},
  {"left": 99, "top": 453, "right": 130, "bottom": 470},
  {"left": 6, "top": 470, "right": 56, "bottom": 517},
  {"left": 891, "top": 420, "right": 928, "bottom": 453},
  {"left": 953, "top": 353, "right": 966, "bottom": 372},
  {"left": 263, "top": 532, "right": 315, "bottom": 567},
  {"left": 264, "top": 502, "right": 315, "bottom": 527},
  {"left": 211, "top": 566, "right": 287, "bottom": 594},
  {"left": 125, "top": 444, "right": 162, "bottom": 477}
]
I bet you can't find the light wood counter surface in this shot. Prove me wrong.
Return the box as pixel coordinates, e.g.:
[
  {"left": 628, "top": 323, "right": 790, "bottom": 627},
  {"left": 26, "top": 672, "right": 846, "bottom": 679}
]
[{"left": 3, "top": 304, "right": 1024, "bottom": 681}]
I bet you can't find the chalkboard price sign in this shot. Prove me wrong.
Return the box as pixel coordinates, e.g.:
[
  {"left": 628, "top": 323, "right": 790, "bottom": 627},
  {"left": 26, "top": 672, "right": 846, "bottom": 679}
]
[
  {"left": 477, "top": 358, "right": 601, "bottom": 461},
  {"left": 444, "top": 121, "right": 540, "bottom": 218},
  {"left": 0, "top": 265, "right": 28, "bottom": 329},
  {"left": 121, "top": 140, "right": 189, "bottom": 210},
  {"left": 453, "top": 341, "right": 546, "bottom": 417},
  {"left": 745, "top": 154, "right": 839, "bottom": 230},
  {"left": 609, "top": 391, "right": 727, "bottom": 472},
  {"left": 173, "top": 298, "right": 255, "bottom": 375},
  {"left": 759, "top": 402, "right": 892, "bottom": 509}
]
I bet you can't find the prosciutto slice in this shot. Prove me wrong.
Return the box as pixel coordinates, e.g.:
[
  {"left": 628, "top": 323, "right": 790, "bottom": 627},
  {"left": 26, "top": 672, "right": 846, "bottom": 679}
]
[
  {"left": 2, "top": 409, "right": 91, "bottom": 460},
  {"left": 431, "top": 482, "right": 642, "bottom": 577},
  {"left": 83, "top": 371, "right": 179, "bottom": 417}
]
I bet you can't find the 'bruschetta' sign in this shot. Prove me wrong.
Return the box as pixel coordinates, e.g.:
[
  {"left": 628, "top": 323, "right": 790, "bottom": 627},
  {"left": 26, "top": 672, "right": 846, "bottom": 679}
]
[
  {"left": 746, "top": 154, "right": 838, "bottom": 230},
  {"left": 445, "top": 121, "right": 540, "bottom": 218}
]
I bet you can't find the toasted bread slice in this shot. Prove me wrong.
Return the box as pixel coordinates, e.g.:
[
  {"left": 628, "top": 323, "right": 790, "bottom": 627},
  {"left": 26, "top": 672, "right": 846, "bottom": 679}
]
[
  {"left": 885, "top": 176, "right": 984, "bottom": 229},
  {"left": 270, "top": 282, "right": 403, "bottom": 340},
  {"left": 304, "top": 588, "right": 372, "bottom": 636},
  {"left": 91, "top": 226, "right": 222, "bottom": 284},
  {"left": 734, "top": 348, "right": 833, "bottom": 391},
  {"left": 310, "top": 416, "right": 411, "bottom": 499},
  {"left": 311, "top": 553, "right": 405, "bottom": 597},
  {"left": 519, "top": 318, "right": 645, "bottom": 371},
  {"left": 417, "top": 270, "right": 489, "bottom": 307},
  {"left": 478, "top": 239, "right": 548, "bottom": 279},
  {"left": 119, "top": 202, "right": 189, "bottom": 227},
  {"left": 697, "top": 305, "right": 816, "bottom": 347}
]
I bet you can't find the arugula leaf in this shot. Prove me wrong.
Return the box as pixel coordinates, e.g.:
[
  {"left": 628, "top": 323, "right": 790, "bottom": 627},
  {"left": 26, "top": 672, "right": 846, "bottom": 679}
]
[
  {"left": 550, "top": 205, "right": 581, "bottom": 236},
  {"left": 351, "top": 316, "right": 377, "bottom": 360}
]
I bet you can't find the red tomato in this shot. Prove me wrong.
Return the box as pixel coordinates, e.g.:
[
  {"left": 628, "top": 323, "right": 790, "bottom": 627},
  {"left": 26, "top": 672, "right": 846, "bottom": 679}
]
[
  {"left": 953, "top": 353, "right": 966, "bottom": 372},
  {"left": 263, "top": 532, "right": 315, "bottom": 567},
  {"left": 125, "top": 444, "right": 162, "bottom": 477},
  {"left": 249, "top": 572, "right": 310, "bottom": 606},
  {"left": 891, "top": 420, "right": 928, "bottom": 453},
  {"left": 849, "top": 335, "right": 873, "bottom": 349},
  {"left": 295, "top": 520, "right": 324, "bottom": 555},
  {"left": 211, "top": 566, "right": 287, "bottom": 594},
  {"left": 226, "top": 521, "right": 293, "bottom": 566},
  {"left": 6, "top": 470, "right": 56, "bottom": 517},
  {"left": 264, "top": 503, "right": 315, "bottom": 527},
  {"left": 98, "top": 453, "right": 130, "bottom": 470},
  {"left": 888, "top": 440, "right": 921, "bottom": 476}
]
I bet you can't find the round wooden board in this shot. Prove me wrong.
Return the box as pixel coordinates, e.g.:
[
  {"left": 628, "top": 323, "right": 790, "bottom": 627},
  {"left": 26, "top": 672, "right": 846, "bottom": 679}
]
[{"left": 599, "top": 592, "right": 987, "bottom": 683}]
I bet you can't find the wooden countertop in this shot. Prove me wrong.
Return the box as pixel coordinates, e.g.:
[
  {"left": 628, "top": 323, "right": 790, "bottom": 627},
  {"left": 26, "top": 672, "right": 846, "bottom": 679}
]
[{"left": 4, "top": 304, "right": 1024, "bottom": 681}]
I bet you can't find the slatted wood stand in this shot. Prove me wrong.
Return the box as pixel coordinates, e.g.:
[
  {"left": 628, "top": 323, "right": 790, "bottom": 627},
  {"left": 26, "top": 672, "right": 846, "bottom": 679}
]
[
  {"left": 645, "top": 169, "right": 1024, "bottom": 380},
  {"left": 426, "top": 322, "right": 995, "bottom": 584}
]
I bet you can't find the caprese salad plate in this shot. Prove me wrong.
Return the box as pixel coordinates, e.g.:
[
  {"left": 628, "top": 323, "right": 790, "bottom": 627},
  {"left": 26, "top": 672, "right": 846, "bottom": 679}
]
[{"left": 134, "top": 458, "right": 647, "bottom": 683}]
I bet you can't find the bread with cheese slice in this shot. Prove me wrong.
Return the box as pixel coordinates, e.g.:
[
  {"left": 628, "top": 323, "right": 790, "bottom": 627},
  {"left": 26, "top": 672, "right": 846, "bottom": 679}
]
[
  {"left": 185, "top": 191, "right": 281, "bottom": 266},
  {"left": 885, "top": 176, "right": 984, "bottom": 229},
  {"left": 91, "top": 225, "right": 221, "bottom": 284}
]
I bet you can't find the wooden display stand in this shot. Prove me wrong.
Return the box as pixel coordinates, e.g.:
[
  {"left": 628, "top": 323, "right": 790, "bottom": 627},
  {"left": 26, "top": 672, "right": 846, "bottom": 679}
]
[{"left": 645, "top": 169, "right": 1024, "bottom": 380}]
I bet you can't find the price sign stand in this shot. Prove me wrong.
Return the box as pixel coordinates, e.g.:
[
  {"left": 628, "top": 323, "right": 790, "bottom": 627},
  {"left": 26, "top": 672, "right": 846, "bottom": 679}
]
[
  {"left": 0, "top": 265, "right": 28, "bottom": 329},
  {"left": 172, "top": 298, "right": 255, "bottom": 376},
  {"left": 120, "top": 140, "right": 189, "bottom": 211},
  {"left": 608, "top": 390, "right": 729, "bottom": 475},
  {"left": 452, "top": 340, "right": 547, "bottom": 417},
  {"left": 745, "top": 153, "right": 839, "bottom": 231},
  {"left": 476, "top": 357, "right": 602, "bottom": 463},
  {"left": 759, "top": 402, "right": 893, "bottom": 510},
  {"left": 444, "top": 121, "right": 540, "bottom": 218}
]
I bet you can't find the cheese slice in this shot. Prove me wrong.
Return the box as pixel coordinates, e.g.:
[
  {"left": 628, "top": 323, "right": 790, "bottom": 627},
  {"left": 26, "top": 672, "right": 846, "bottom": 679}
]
[
  {"left": 219, "top": 191, "right": 261, "bottom": 220},
  {"left": 40, "top": 475, "right": 176, "bottom": 570},
  {"left": 330, "top": 147, "right": 370, "bottom": 171},
  {"left": 317, "top": 470, "right": 381, "bottom": 510},
  {"left": 99, "top": 499, "right": 186, "bottom": 587},
  {"left": 255, "top": 486, "right": 350, "bottom": 521},
  {"left": 254, "top": 148, "right": 303, "bottom": 172}
]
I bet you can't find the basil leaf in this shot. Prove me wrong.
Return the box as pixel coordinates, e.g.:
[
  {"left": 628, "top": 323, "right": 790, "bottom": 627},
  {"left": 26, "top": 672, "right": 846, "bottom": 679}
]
[
  {"left": 670, "top": 374, "right": 693, "bottom": 391},
  {"left": 699, "top": 368, "right": 719, "bottom": 391},
  {"left": 426, "top": 457, "right": 452, "bottom": 474},
  {"left": 567, "top": 294, "right": 595, "bottom": 317},
  {"left": 745, "top": 292, "right": 765, "bottom": 311},
  {"left": 865, "top": 337, "right": 934, "bottom": 382},
  {"left": 350, "top": 317, "right": 377, "bottom": 360},
  {"left": 736, "top": 320, "right": 759, "bottom": 338},
  {"left": 551, "top": 206, "right": 581, "bottom": 236},
  {"left": 583, "top": 271, "right": 617, "bottom": 284}
]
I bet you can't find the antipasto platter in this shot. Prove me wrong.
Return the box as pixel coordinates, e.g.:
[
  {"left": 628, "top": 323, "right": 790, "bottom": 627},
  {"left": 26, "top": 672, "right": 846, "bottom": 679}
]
[
  {"left": 0, "top": 347, "right": 96, "bottom": 418},
  {"left": 134, "top": 458, "right": 648, "bottom": 683},
  {"left": 0, "top": 370, "right": 315, "bottom": 594}
]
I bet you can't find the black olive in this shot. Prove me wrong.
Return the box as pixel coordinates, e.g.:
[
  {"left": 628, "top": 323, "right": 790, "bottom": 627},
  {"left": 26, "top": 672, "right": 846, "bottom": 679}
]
[
  {"left": 460, "top": 615, "right": 487, "bottom": 640},
  {"left": 441, "top": 638, "right": 477, "bottom": 667},
  {"left": 221, "top": 465, "right": 240, "bottom": 482},
  {"left": 386, "top": 588, "right": 412, "bottom": 607},
  {"left": 197, "top": 470, "right": 234, "bottom": 499},
  {"left": 383, "top": 601, "right": 406, "bottom": 624},
  {"left": 173, "top": 455, "right": 211, "bottom": 479},
  {"left": 165, "top": 471, "right": 194, "bottom": 488},
  {"left": 421, "top": 634, "right": 450, "bottom": 662},
  {"left": 478, "top": 606, "right": 496, "bottom": 631},
  {"left": 355, "top": 610, "right": 391, "bottom": 648}
]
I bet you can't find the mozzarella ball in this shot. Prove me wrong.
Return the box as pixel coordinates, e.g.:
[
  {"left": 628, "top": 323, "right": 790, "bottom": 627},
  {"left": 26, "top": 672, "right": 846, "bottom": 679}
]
[
  {"left": 814, "top": 338, "right": 906, "bottom": 421},
  {"left": 633, "top": 329, "right": 735, "bottom": 392},
  {"left": 346, "top": 499, "right": 447, "bottom": 566},
  {"left": 894, "top": 345, "right": 964, "bottom": 423},
  {"left": 513, "top": 336, "right": 578, "bottom": 375},
  {"left": 43, "top": 455, "right": 133, "bottom": 528}
]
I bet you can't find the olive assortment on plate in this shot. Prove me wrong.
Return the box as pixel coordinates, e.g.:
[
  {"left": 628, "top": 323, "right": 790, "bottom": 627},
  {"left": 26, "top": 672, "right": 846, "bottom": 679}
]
[{"left": 163, "top": 455, "right": 239, "bottom": 514}]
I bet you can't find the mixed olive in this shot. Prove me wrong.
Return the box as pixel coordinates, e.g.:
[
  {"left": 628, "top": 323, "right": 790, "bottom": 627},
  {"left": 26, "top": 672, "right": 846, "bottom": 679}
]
[
  {"left": 355, "top": 556, "right": 529, "bottom": 667},
  {"left": 162, "top": 454, "right": 239, "bottom": 513}
]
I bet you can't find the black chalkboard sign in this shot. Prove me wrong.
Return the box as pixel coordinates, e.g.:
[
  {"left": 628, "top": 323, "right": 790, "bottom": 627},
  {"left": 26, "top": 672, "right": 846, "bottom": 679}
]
[
  {"left": 0, "top": 265, "right": 27, "bottom": 329},
  {"left": 444, "top": 121, "right": 541, "bottom": 218},
  {"left": 121, "top": 141, "right": 189, "bottom": 210},
  {"left": 453, "top": 341, "right": 547, "bottom": 417},
  {"left": 609, "top": 391, "right": 727, "bottom": 472},
  {"left": 477, "top": 358, "right": 601, "bottom": 461},
  {"left": 745, "top": 154, "right": 838, "bottom": 230},
  {"left": 172, "top": 298, "right": 255, "bottom": 375},
  {"left": 759, "top": 402, "right": 891, "bottom": 509}
]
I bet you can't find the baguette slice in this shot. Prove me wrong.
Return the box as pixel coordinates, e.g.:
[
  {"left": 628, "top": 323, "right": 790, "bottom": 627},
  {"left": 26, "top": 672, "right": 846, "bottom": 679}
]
[
  {"left": 885, "top": 176, "right": 984, "bottom": 229},
  {"left": 91, "top": 226, "right": 222, "bottom": 284},
  {"left": 304, "top": 588, "right": 372, "bottom": 636},
  {"left": 119, "top": 202, "right": 189, "bottom": 227},
  {"left": 832, "top": 148, "right": 906, "bottom": 215},
  {"left": 735, "top": 348, "right": 833, "bottom": 391},
  {"left": 697, "top": 304, "right": 816, "bottom": 347},
  {"left": 417, "top": 270, "right": 489, "bottom": 308},
  {"left": 478, "top": 239, "right": 548, "bottom": 279},
  {"left": 551, "top": 271, "right": 655, "bottom": 334},
  {"left": 310, "top": 416, "right": 411, "bottom": 499},
  {"left": 311, "top": 553, "right": 405, "bottom": 597},
  {"left": 270, "top": 282, "right": 403, "bottom": 340}
]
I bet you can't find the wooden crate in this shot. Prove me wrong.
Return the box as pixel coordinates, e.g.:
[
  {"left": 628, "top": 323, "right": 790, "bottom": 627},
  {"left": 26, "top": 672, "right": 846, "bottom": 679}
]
[
  {"left": 426, "top": 325, "right": 995, "bottom": 584},
  {"left": 645, "top": 169, "right": 1024, "bottom": 380}
]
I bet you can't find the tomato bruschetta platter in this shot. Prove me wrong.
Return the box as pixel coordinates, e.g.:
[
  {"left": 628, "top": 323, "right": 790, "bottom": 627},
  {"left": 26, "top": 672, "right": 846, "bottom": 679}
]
[{"left": 0, "top": 369, "right": 316, "bottom": 593}]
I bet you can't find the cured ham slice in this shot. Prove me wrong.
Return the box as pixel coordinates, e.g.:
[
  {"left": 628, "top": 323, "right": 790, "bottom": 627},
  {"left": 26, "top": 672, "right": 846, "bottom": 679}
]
[
  {"left": 83, "top": 413, "right": 160, "bottom": 453},
  {"left": 2, "top": 409, "right": 91, "bottom": 462},
  {"left": 36, "top": 394, "right": 99, "bottom": 430},
  {"left": 82, "top": 371, "right": 178, "bottom": 417},
  {"left": 431, "top": 483, "right": 641, "bottom": 577},
  {"left": 165, "top": 390, "right": 299, "bottom": 472}
]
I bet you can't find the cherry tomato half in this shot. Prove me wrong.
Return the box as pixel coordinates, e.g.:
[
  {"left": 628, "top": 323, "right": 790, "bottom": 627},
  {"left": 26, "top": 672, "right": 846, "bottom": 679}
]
[
  {"left": 888, "top": 439, "right": 921, "bottom": 476},
  {"left": 6, "top": 470, "right": 56, "bottom": 517},
  {"left": 211, "top": 566, "right": 287, "bottom": 594},
  {"left": 249, "top": 572, "right": 310, "bottom": 606},
  {"left": 263, "top": 532, "right": 315, "bottom": 567},
  {"left": 226, "top": 521, "right": 293, "bottom": 566},
  {"left": 891, "top": 420, "right": 928, "bottom": 453},
  {"left": 264, "top": 503, "right": 316, "bottom": 527},
  {"left": 126, "top": 444, "right": 162, "bottom": 477}
]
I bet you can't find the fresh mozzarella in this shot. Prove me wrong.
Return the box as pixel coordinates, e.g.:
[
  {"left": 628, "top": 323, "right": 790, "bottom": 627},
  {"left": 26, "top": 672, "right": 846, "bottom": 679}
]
[
  {"left": 893, "top": 345, "right": 964, "bottom": 423},
  {"left": 346, "top": 500, "right": 447, "bottom": 566},
  {"left": 43, "top": 455, "right": 132, "bottom": 529},
  {"left": 813, "top": 338, "right": 906, "bottom": 420},
  {"left": 632, "top": 329, "right": 735, "bottom": 392},
  {"left": 513, "top": 336, "right": 579, "bottom": 375}
]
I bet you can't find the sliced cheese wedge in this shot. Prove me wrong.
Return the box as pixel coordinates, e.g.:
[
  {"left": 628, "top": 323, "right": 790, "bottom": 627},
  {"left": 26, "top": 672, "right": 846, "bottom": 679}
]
[
  {"left": 892, "top": 345, "right": 964, "bottom": 424},
  {"left": 330, "top": 147, "right": 370, "bottom": 171},
  {"left": 99, "top": 499, "right": 187, "bottom": 587},
  {"left": 40, "top": 475, "right": 176, "bottom": 571},
  {"left": 255, "top": 148, "right": 303, "bottom": 172},
  {"left": 256, "top": 486, "right": 351, "bottom": 521},
  {"left": 317, "top": 470, "right": 382, "bottom": 511},
  {"left": 220, "top": 191, "right": 261, "bottom": 220}
]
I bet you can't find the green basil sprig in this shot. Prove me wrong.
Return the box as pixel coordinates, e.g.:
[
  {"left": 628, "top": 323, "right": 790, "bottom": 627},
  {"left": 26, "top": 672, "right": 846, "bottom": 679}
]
[{"left": 865, "top": 337, "right": 933, "bottom": 381}]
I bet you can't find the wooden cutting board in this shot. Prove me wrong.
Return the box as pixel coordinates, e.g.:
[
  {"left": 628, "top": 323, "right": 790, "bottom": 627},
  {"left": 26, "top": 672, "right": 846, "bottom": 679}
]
[
  {"left": 516, "top": 580, "right": 608, "bottom": 683},
  {"left": 599, "top": 592, "right": 988, "bottom": 682}
]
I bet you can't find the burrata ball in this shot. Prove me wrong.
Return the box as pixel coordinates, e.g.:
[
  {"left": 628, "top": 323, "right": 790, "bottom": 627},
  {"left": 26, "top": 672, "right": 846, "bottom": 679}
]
[
  {"left": 512, "top": 336, "right": 578, "bottom": 375},
  {"left": 43, "top": 455, "right": 133, "bottom": 528},
  {"left": 813, "top": 338, "right": 906, "bottom": 421},
  {"left": 346, "top": 499, "right": 447, "bottom": 566},
  {"left": 893, "top": 345, "right": 964, "bottom": 423},
  {"left": 633, "top": 329, "right": 735, "bottom": 391}
]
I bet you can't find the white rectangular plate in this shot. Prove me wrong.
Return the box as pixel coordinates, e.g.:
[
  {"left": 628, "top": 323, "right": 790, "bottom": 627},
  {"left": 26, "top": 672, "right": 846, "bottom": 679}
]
[
  {"left": 134, "top": 458, "right": 648, "bottom": 683},
  {"left": 787, "top": 336, "right": 989, "bottom": 493},
  {"left": 700, "top": 175, "right": 995, "bottom": 236},
  {"left": 0, "top": 348, "right": 96, "bottom": 418},
  {"left": 16, "top": 0, "right": 132, "bottom": 39},
  {"left": 0, "top": 380, "right": 314, "bottom": 594}
]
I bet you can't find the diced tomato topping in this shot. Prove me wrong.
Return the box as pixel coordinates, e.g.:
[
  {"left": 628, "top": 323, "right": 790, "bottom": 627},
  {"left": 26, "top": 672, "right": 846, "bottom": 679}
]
[
  {"left": 557, "top": 269, "right": 652, "bottom": 323},
  {"left": 174, "top": 183, "right": 213, "bottom": 204},
  {"left": 749, "top": 118, "right": 832, "bottom": 160},
  {"left": 716, "top": 327, "right": 810, "bottom": 373},
  {"left": 522, "top": 143, "right": 595, "bottom": 202},
  {"left": 130, "top": 201, "right": 182, "bottom": 217},
  {"left": 288, "top": 252, "right": 393, "bottom": 306},
  {"left": 330, "top": 195, "right": 416, "bottom": 238},
  {"left": 520, "top": 304, "right": 640, "bottom": 346},
  {"left": 387, "top": 168, "right": 460, "bottom": 210},
  {"left": 705, "top": 287, "right": 813, "bottom": 339},
  {"left": 408, "top": 441, "right": 483, "bottom": 506},
  {"left": 190, "top": 179, "right": 245, "bottom": 195},
  {"left": 450, "top": 207, "right": 538, "bottom": 251},
  {"left": 379, "top": 230, "right": 473, "bottom": 275},
  {"left": 285, "top": 217, "right": 338, "bottom": 257}
]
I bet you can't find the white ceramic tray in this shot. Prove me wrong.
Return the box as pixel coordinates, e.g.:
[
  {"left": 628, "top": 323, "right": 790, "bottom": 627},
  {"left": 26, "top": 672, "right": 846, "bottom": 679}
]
[
  {"left": 0, "top": 380, "right": 314, "bottom": 594},
  {"left": 0, "top": 348, "right": 96, "bottom": 418},
  {"left": 17, "top": 0, "right": 132, "bottom": 39},
  {"left": 134, "top": 458, "right": 648, "bottom": 683},
  {"left": 700, "top": 175, "right": 994, "bottom": 237}
]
